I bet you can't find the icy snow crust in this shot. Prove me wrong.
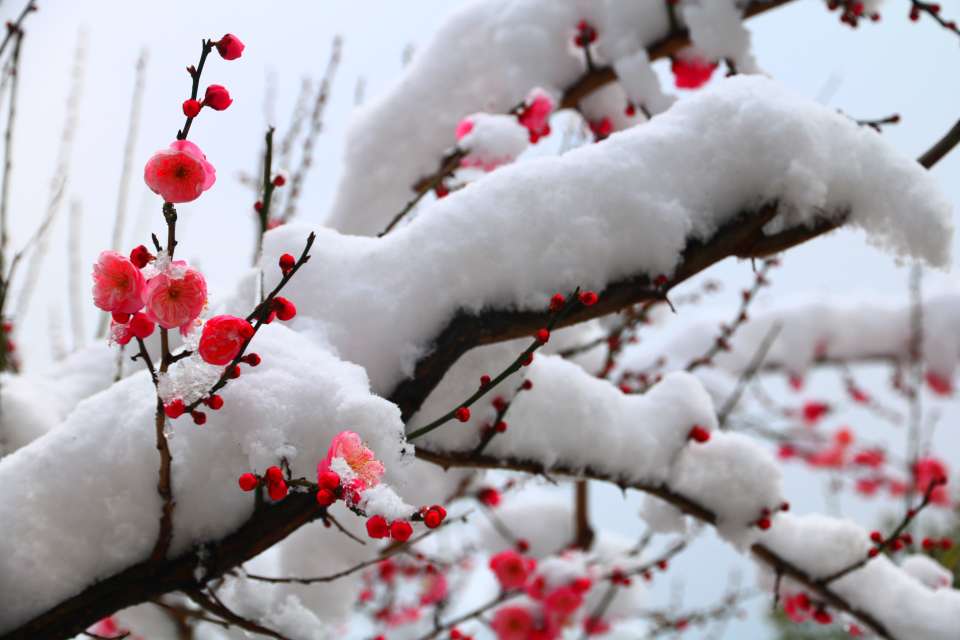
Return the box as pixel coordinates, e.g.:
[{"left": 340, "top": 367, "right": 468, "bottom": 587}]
[{"left": 0, "top": 78, "right": 955, "bottom": 634}]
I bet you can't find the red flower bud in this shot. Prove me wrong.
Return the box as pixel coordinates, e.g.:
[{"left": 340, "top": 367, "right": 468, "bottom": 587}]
[
  {"left": 128, "top": 313, "right": 155, "bottom": 339},
  {"left": 207, "top": 394, "right": 224, "bottom": 410},
  {"left": 215, "top": 33, "right": 245, "bottom": 60},
  {"left": 238, "top": 473, "right": 259, "bottom": 491},
  {"left": 182, "top": 99, "right": 202, "bottom": 118},
  {"left": 242, "top": 352, "right": 261, "bottom": 366},
  {"left": 318, "top": 470, "right": 341, "bottom": 490},
  {"left": 549, "top": 293, "right": 565, "bottom": 312},
  {"left": 316, "top": 487, "right": 336, "bottom": 507},
  {"left": 129, "top": 244, "right": 153, "bottom": 268},
  {"left": 265, "top": 466, "right": 284, "bottom": 484},
  {"left": 203, "top": 84, "right": 233, "bottom": 111},
  {"left": 366, "top": 515, "right": 389, "bottom": 538},
  {"left": 535, "top": 328, "right": 550, "bottom": 343},
  {"left": 111, "top": 311, "right": 131, "bottom": 324},
  {"left": 191, "top": 410, "right": 207, "bottom": 425},
  {"left": 455, "top": 406, "right": 471, "bottom": 422},
  {"left": 579, "top": 291, "right": 598, "bottom": 306},
  {"left": 390, "top": 519, "right": 413, "bottom": 542},
  {"left": 279, "top": 253, "right": 296, "bottom": 272},
  {"left": 268, "top": 479, "right": 288, "bottom": 501},
  {"left": 164, "top": 399, "right": 185, "bottom": 419},
  {"left": 273, "top": 296, "right": 297, "bottom": 321},
  {"left": 272, "top": 174, "right": 286, "bottom": 187},
  {"left": 688, "top": 425, "right": 711, "bottom": 443}
]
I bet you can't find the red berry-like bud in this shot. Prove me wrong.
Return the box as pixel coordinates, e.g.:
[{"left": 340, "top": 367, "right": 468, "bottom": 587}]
[
  {"left": 390, "top": 519, "right": 413, "bottom": 542},
  {"left": 478, "top": 487, "right": 501, "bottom": 507},
  {"left": 424, "top": 507, "right": 443, "bottom": 528},
  {"left": 757, "top": 517, "right": 772, "bottom": 530},
  {"left": 273, "top": 296, "right": 297, "bottom": 321},
  {"left": 268, "top": 479, "right": 288, "bottom": 501},
  {"left": 129, "top": 244, "right": 153, "bottom": 268},
  {"left": 922, "top": 537, "right": 935, "bottom": 551},
  {"left": 254, "top": 201, "right": 263, "bottom": 212},
  {"left": 813, "top": 609, "right": 832, "bottom": 625},
  {"left": 203, "top": 84, "right": 232, "bottom": 111},
  {"left": 549, "top": 293, "right": 566, "bottom": 312},
  {"left": 891, "top": 539, "right": 904, "bottom": 551},
  {"left": 522, "top": 379, "right": 533, "bottom": 390},
  {"left": 242, "top": 352, "right": 261, "bottom": 366},
  {"left": 515, "top": 539, "right": 530, "bottom": 553},
  {"left": 182, "top": 99, "right": 201, "bottom": 118},
  {"left": 579, "top": 291, "right": 598, "bottom": 306},
  {"left": 207, "top": 394, "right": 224, "bottom": 410},
  {"left": 164, "top": 399, "right": 185, "bottom": 419},
  {"left": 653, "top": 274, "right": 668, "bottom": 287},
  {"left": 128, "top": 313, "right": 155, "bottom": 339},
  {"left": 366, "top": 515, "right": 389, "bottom": 538},
  {"left": 480, "top": 374, "right": 491, "bottom": 387},
  {"left": 112, "top": 311, "right": 131, "bottom": 324},
  {"left": 215, "top": 33, "right": 245, "bottom": 60},
  {"left": 318, "top": 470, "right": 341, "bottom": 490},
  {"left": 272, "top": 174, "right": 286, "bottom": 187},
  {"left": 229, "top": 365, "right": 241, "bottom": 379},
  {"left": 455, "top": 406, "right": 471, "bottom": 422},
  {"left": 625, "top": 102, "right": 636, "bottom": 117},
  {"left": 870, "top": 531, "right": 883, "bottom": 543},
  {"left": 868, "top": 547, "right": 880, "bottom": 557},
  {"left": 191, "top": 410, "right": 206, "bottom": 425},
  {"left": 316, "top": 487, "right": 336, "bottom": 506},
  {"left": 535, "top": 328, "right": 550, "bottom": 343},
  {"left": 279, "top": 253, "right": 296, "bottom": 272},
  {"left": 238, "top": 473, "right": 259, "bottom": 491},
  {"left": 521, "top": 352, "right": 534, "bottom": 366},
  {"left": 495, "top": 421, "right": 508, "bottom": 432},
  {"left": 265, "top": 466, "right": 284, "bottom": 484},
  {"left": 941, "top": 538, "right": 954, "bottom": 550},
  {"left": 688, "top": 425, "right": 711, "bottom": 443}
]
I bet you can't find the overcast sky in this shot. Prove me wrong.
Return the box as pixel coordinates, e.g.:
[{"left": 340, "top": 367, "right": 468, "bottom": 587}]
[{"left": 5, "top": 1, "right": 959, "bottom": 637}]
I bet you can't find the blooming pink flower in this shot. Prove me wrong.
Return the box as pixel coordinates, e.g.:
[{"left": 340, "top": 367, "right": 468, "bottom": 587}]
[
  {"left": 491, "top": 605, "right": 535, "bottom": 640},
  {"left": 914, "top": 457, "right": 950, "bottom": 506},
  {"left": 544, "top": 585, "right": 583, "bottom": 618},
  {"left": 198, "top": 315, "right": 254, "bottom": 365},
  {"left": 671, "top": 55, "right": 718, "bottom": 89},
  {"left": 92, "top": 251, "right": 146, "bottom": 314},
  {"left": 215, "top": 34, "right": 244, "bottom": 60},
  {"left": 489, "top": 550, "right": 536, "bottom": 590},
  {"left": 142, "top": 264, "right": 207, "bottom": 329},
  {"left": 419, "top": 572, "right": 448, "bottom": 606},
  {"left": 318, "top": 431, "right": 385, "bottom": 493},
  {"left": 783, "top": 593, "right": 811, "bottom": 623},
  {"left": 144, "top": 140, "right": 216, "bottom": 203}
]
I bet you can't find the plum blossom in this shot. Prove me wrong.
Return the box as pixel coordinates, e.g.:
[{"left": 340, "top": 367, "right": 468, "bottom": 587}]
[
  {"left": 517, "top": 87, "right": 554, "bottom": 143},
  {"left": 318, "top": 431, "right": 385, "bottom": 494},
  {"left": 144, "top": 140, "right": 216, "bottom": 203},
  {"left": 489, "top": 550, "right": 536, "bottom": 590},
  {"left": 142, "top": 264, "right": 208, "bottom": 329},
  {"left": 91, "top": 251, "right": 146, "bottom": 314},
  {"left": 491, "top": 605, "right": 536, "bottom": 640},
  {"left": 198, "top": 315, "right": 254, "bottom": 365},
  {"left": 215, "top": 33, "right": 244, "bottom": 60}
]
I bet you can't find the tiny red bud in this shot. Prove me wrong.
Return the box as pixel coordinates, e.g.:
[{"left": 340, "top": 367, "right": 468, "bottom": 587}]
[
  {"left": 535, "top": 328, "right": 550, "bottom": 343},
  {"left": 390, "top": 519, "right": 413, "bottom": 542},
  {"left": 202, "top": 84, "right": 233, "bottom": 111},
  {"left": 688, "top": 425, "right": 711, "bottom": 443},
  {"left": 182, "top": 98, "right": 202, "bottom": 118},
  {"left": 254, "top": 201, "right": 263, "bottom": 212},
  {"left": 265, "top": 466, "right": 284, "bottom": 483},
  {"left": 548, "top": 293, "right": 566, "bottom": 312},
  {"left": 316, "top": 487, "right": 336, "bottom": 507},
  {"left": 279, "top": 253, "right": 296, "bottom": 272},
  {"left": 318, "top": 470, "right": 341, "bottom": 490},
  {"left": 870, "top": 531, "right": 883, "bottom": 543},
  {"left": 273, "top": 296, "right": 297, "bottom": 321},
  {"left": 480, "top": 374, "right": 491, "bottom": 387},
  {"left": 128, "top": 313, "right": 155, "bottom": 339},
  {"left": 521, "top": 379, "right": 533, "bottom": 390},
  {"left": 229, "top": 365, "right": 241, "bottom": 379},
  {"left": 191, "top": 410, "right": 206, "bottom": 425},
  {"left": 272, "top": 174, "right": 286, "bottom": 187},
  {"left": 207, "top": 394, "right": 224, "bottom": 410},
  {"left": 268, "top": 479, "right": 288, "bottom": 501},
  {"left": 129, "top": 244, "right": 153, "bottom": 268},
  {"left": 215, "top": 33, "right": 245, "bottom": 60},
  {"left": 164, "top": 399, "right": 185, "bottom": 419},
  {"left": 756, "top": 517, "right": 771, "bottom": 530},
  {"left": 238, "top": 473, "right": 259, "bottom": 491},
  {"left": 455, "top": 406, "right": 471, "bottom": 422},
  {"left": 495, "top": 421, "right": 508, "bottom": 433},
  {"left": 515, "top": 539, "right": 530, "bottom": 553},
  {"left": 521, "top": 352, "right": 534, "bottom": 366},
  {"left": 578, "top": 291, "right": 598, "bottom": 306},
  {"left": 242, "top": 352, "right": 261, "bottom": 366}
]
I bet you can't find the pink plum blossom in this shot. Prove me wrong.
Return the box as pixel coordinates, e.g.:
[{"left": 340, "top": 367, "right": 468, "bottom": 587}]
[
  {"left": 92, "top": 251, "right": 146, "bottom": 314},
  {"left": 142, "top": 264, "right": 208, "bottom": 329},
  {"left": 318, "top": 431, "right": 385, "bottom": 493},
  {"left": 491, "top": 605, "right": 536, "bottom": 640},
  {"left": 144, "top": 140, "right": 216, "bottom": 203}
]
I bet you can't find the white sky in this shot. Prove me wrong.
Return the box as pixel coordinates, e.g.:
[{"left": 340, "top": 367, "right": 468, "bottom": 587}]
[{"left": 4, "top": 1, "right": 959, "bottom": 637}]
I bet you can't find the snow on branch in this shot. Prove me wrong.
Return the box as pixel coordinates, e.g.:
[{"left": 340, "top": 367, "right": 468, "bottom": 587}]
[
  {"left": 412, "top": 354, "right": 960, "bottom": 640},
  {"left": 0, "top": 75, "right": 952, "bottom": 638},
  {"left": 325, "top": 0, "right": 796, "bottom": 235}
]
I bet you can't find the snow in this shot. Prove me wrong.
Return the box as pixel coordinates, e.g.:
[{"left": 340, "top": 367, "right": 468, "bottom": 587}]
[
  {"left": 457, "top": 113, "right": 529, "bottom": 172},
  {"left": 0, "top": 325, "right": 406, "bottom": 630},
  {"left": 901, "top": 554, "right": 954, "bottom": 590},
  {"left": 612, "top": 49, "right": 675, "bottom": 115},
  {"left": 682, "top": 0, "right": 760, "bottom": 73},
  {"left": 266, "top": 77, "right": 952, "bottom": 397},
  {"left": 617, "top": 289, "right": 960, "bottom": 381},
  {"left": 761, "top": 513, "right": 960, "bottom": 640}
]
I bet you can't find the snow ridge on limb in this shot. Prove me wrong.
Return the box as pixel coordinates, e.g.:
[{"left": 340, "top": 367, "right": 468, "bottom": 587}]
[
  {"left": 264, "top": 76, "right": 950, "bottom": 404},
  {"left": 325, "top": 0, "right": 794, "bottom": 235},
  {"left": 413, "top": 355, "right": 960, "bottom": 640}
]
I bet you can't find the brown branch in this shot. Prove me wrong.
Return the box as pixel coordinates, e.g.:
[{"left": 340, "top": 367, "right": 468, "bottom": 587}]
[{"left": 184, "top": 589, "right": 289, "bottom": 640}]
